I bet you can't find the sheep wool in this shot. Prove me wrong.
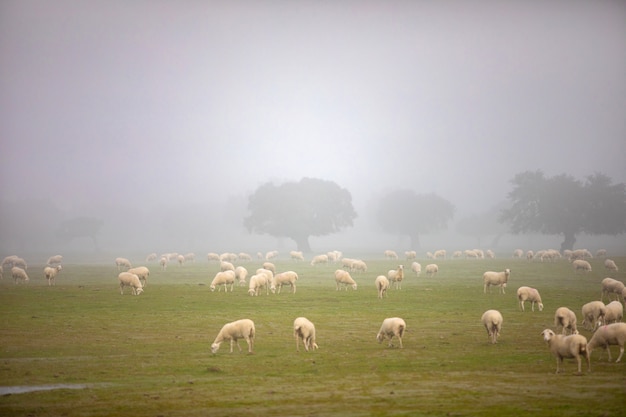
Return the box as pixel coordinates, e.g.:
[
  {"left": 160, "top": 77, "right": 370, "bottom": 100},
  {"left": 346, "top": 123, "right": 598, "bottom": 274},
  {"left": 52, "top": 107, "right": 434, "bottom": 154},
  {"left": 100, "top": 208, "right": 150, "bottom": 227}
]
[
  {"left": 211, "top": 319, "right": 255, "bottom": 354},
  {"left": 294, "top": 317, "right": 318, "bottom": 352},
  {"left": 587, "top": 323, "right": 626, "bottom": 363},
  {"left": 541, "top": 329, "right": 590, "bottom": 374},
  {"left": 377, "top": 317, "right": 406, "bottom": 348}
]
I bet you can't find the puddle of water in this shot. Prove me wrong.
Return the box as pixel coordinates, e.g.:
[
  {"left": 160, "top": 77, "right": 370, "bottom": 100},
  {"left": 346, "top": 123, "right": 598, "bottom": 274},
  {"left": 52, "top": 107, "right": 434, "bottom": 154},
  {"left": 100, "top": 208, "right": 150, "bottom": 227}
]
[{"left": 0, "top": 384, "right": 92, "bottom": 395}]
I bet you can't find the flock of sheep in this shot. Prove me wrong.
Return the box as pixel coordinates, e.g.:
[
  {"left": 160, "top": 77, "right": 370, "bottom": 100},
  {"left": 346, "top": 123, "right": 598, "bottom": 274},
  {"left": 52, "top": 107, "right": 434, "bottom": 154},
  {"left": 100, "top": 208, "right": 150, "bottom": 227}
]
[{"left": 2, "top": 247, "right": 624, "bottom": 375}]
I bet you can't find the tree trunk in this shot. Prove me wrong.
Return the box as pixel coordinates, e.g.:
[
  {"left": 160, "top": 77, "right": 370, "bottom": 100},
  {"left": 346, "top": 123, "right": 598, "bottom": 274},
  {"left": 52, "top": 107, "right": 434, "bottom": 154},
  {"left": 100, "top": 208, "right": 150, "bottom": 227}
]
[
  {"left": 293, "top": 235, "right": 312, "bottom": 254},
  {"left": 560, "top": 232, "right": 577, "bottom": 252},
  {"left": 409, "top": 233, "right": 421, "bottom": 249}
]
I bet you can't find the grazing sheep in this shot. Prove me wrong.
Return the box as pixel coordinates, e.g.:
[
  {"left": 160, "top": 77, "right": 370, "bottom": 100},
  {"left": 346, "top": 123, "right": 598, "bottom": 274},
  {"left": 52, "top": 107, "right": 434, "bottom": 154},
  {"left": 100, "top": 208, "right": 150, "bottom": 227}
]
[
  {"left": 271, "top": 271, "right": 298, "bottom": 294},
  {"left": 210, "top": 270, "right": 236, "bottom": 292},
  {"left": 341, "top": 258, "right": 356, "bottom": 270},
  {"left": 601, "top": 277, "right": 625, "bottom": 302},
  {"left": 262, "top": 262, "right": 276, "bottom": 275},
  {"left": 235, "top": 266, "right": 248, "bottom": 286},
  {"left": 541, "top": 329, "right": 590, "bottom": 374},
  {"left": 604, "top": 301, "right": 623, "bottom": 324},
  {"left": 310, "top": 254, "right": 328, "bottom": 266},
  {"left": 596, "top": 249, "right": 607, "bottom": 258},
  {"left": 604, "top": 259, "right": 618, "bottom": 272},
  {"left": 572, "top": 259, "right": 592, "bottom": 273},
  {"left": 384, "top": 250, "right": 399, "bottom": 260},
  {"left": 290, "top": 251, "right": 304, "bottom": 261},
  {"left": 387, "top": 265, "right": 404, "bottom": 289},
  {"left": 452, "top": 251, "right": 463, "bottom": 258},
  {"left": 405, "top": 251, "right": 417, "bottom": 260},
  {"left": 554, "top": 307, "right": 578, "bottom": 335},
  {"left": 483, "top": 269, "right": 511, "bottom": 294},
  {"left": 351, "top": 259, "right": 368, "bottom": 273},
  {"left": 12, "top": 257, "right": 27, "bottom": 269},
  {"left": 526, "top": 250, "right": 534, "bottom": 260},
  {"left": 43, "top": 265, "right": 62, "bottom": 286},
  {"left": 159, "top": 256, "right": 168, "bottom": 271},
  {"left": 294, "top": 317, "right": 318, "bottom": 352},
  {"left": 265, "top": 250, "right": 278, "bottom": 260},
  {"left": 587, "top": 323, "right": 626, "bottom": 362},
  {"left": 486, "top": 249, "right": 495, "bottom": 259},
  {"left": 210, "top": 319, "right": 255, "bottom": 354},
  {"left": 220, "top": 252, "right": 238, "bottom": 263},
  {"left": 128, "top": 266, "right": 150, "bottom": 287},
  {"left": 481, "top": 310, "right": 503, "bottom": 344},
  {"left": 11, "top": 266, "right": 29, "bottom": 284},
  {"left": 425, "top": 263, "right": 438, "bottom": 278},
  {"left": 2, "top": 255, "right": 20, "bottom": 269},
  {"left": 184, "top": 253, "right": 195, "bottom": 263},
  {"left": 512, "top": 249, "right": 524, "bottom": 258},
  {"left": 376, "top": 317, "right": 406, "bottom": 348},
  {"left": 581, "top": 301, "right": 607, "bottom": 331},
  {"left": 334, "top": 269, "right": 357, "bottom": 290},
  {"left": 145, "top": 253, "right": 157, "bottom": 262},
  {"left": 177, "top": 254, "right": 185, "bottom": 266},
  {"left": 115, "top": 257, "right": 132, "bottom": 271},
  {"left": 411, "top": 261, "right": 421, "bottom": 277},
  {"left": 375, "top": 275, "right": 390, "bottom": 299},
  {"left": 118, "top": 272, "right": 143, "bottom": 295},
  {"left": 433, "top": 249, "right": 446, "bottom": 259},
  {"left": 464, "top": 250, "right": 479, "bottom": 259},
  {"left": 516, "top": 286, "right": 543, "bottom": 312},
  {"left": 220, "top": 261, "right": 235, "bottom": 272},
  {"left": 207, "top": 252, "right": 220, "bottom": 262},
  {"left": 237, "top": 252, "right": 252, "bottom": 262},
  {"left": 46, "top": 255, "right": 63, "bottom": 266},
  {"left": 247, "top": 273, "right": 269, "bottom": 296}
]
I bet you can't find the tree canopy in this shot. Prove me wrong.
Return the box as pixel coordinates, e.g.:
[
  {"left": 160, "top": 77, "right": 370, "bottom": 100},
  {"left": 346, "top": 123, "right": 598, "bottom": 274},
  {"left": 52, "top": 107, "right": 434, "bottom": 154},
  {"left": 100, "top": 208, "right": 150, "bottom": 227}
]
[
  {"left": 499, "top": 171, "right": 626, "bottom": 251},
  {"left": 243, "top": 177, "right": 357, "bottom": 252},
  {"left": 376, "top": 189, "right": 455, "bottom": 248}
]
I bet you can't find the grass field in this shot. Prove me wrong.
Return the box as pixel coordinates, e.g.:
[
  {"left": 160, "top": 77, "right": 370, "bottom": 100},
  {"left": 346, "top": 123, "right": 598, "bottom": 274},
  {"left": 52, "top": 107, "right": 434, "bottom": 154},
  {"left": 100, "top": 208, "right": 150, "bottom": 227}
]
[{"left": 1, "top": 253, "right": 625, "bottom": 416}]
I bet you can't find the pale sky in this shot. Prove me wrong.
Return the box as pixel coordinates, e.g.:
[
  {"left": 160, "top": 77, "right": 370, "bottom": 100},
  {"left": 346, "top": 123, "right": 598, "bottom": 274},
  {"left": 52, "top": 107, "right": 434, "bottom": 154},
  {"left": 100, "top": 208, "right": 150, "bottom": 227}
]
[{"left": 1, "top": 0, "right": 625, "bottom": 218}]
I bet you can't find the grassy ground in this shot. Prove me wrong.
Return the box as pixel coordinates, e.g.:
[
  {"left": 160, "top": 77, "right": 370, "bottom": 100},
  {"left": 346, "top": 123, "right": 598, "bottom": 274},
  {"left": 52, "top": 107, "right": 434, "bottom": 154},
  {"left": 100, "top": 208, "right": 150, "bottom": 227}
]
[{"left": 1, "top": 253, "right": 625, "bottom": 416}]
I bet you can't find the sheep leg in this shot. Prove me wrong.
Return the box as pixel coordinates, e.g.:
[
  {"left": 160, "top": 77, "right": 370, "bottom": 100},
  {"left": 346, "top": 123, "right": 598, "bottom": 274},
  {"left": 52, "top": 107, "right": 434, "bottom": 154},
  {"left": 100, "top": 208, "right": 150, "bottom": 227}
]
[
  {"left": 605, "top": 346, "right": 613, "bottom": 362},
  {"left": 615, "top": 347, "right": 624, "bottom": 362},
  {"left": 519, "top": 300, "right": 525, "bottom": 312}
]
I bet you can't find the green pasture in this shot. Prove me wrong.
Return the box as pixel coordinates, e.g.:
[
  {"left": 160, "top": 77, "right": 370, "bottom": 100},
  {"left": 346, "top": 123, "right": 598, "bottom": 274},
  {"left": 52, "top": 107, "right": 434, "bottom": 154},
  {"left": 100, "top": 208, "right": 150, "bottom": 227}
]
[{"left": 1, "top": 253, "right": 625, "bottom": 416}]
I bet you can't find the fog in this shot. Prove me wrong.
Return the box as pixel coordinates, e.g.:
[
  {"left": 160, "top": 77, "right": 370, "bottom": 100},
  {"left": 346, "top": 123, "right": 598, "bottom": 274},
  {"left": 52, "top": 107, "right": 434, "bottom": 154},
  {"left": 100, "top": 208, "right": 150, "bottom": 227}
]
[{"left": 1, "top": 1, "right": 625, "bottom": 255}]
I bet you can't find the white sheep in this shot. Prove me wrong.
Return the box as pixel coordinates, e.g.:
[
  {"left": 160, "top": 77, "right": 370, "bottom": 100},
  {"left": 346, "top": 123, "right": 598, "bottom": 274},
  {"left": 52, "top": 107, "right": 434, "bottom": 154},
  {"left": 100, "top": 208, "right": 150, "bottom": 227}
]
[
  {"left": 2, "top": 255, "right": 19, "bottom": 268},
  {"left": 177, "top": 254, "right": 185, "bottom": 266},
  {"left": 604, "top": 258, "right": 618, "bottom": 272},
  {"left": 128, "top": 266, "right": 149, "bottom": 287},
  {"left": 405, "top": 251, "right": 417, "bottom": 260},
  {"left": 516, "top": 286, "right": 543, "bottom": 312},
  {"left": 210, "top": 319, "right": 255, "bottom": 354},
  {"left": 512, "top": 249, "right": 524, "bottom": 258},
  {"left": 115, "top": 257, "right": 132, "bottom": 271},
  {"left": 375, "top": 275, "right": 390, "bottom": 299},
  {"left": 433, "top": 249, "right": 446, "bottom": 259},
  {"left": 310, "top": 254, "right": 328, "bottom": 266},
  {"left": 13, "top": 257, "right": 27, "bottom": 269},
  {"left": 425, "top": 263, "right": 438, "bottom": 278},
  {"left": 483, "top": 269, "right": 510, "bottom": 294},
  {"left": 248, "top": 273, "right": 269, "bottom": 296},
  {"left": 159, "top": 256, "right": 168, "bottom": 271},
  {"left": 481, "top": 309, "right": 503, "bottom": 344},
  {"left": 376, "top": 317, "right": 406, "bottom": 348},
  {"left": 265, "top": 250, "right": 278, "bottom": 260},
  {"left": 587, "top": 322, "right": 626, "bottom": 362},
  {"left": 207, "top": 252, "right": 220, "bottom": 262},
  {"left": 604, "top": 301, "right": 623, "bottom": 324},
  {"left": 118, "top": 272, "right": 143, "bottom": 295},
  {"left": 46, "top": 255, "right": 63, "bottom": 266},
  {"left": 572, "top": 259, "right": 592, "bottom": 273},
  {"left": 384, "top": 250, "right": 398, "bottom": 260},
  {"left": 235, "top": 266, "right": 248, "bottom": 286},
  {"left": 290, "top": 251, "right": 304, "bottom": 261},
  {"left": 581, "top": 301, "right": 606, "bottom": 331},
  {"left": 220, "top": 261, "right": 235, "bottom": 272},
  {"left": 294, "top": 317, "right": 318, "bottom": 352},
  {"left": 271, "top": 270, "right": 298, "bottom": 294},
  {"left": 261, "top": 262, "right": 276, "bottom": 275},
  {"left": 237, "top": 252, "right": 252, "bottom": 262},
  {"left": 184, "top": 253, "right": 195, "bottom": 263},
  {"left": 601, "top": 277, "right": 625, "bottom": 302},
  {"left": 341, "top": 258, "right": 356, "bottom": 270},
  {"left": 541, "top": 329, "right": 590, "bottom": 374},
  {"left": 43, "top": 265, "right": 62, "bottom": 286},
  {"left": 554, "top": 307, "right": 578, "bottom": 335},
  {"left": 145, "top": 253, "right": 157, "bottom": 262},
  {"left": 210, "top": 270, "right": 236, "bottom": 292},
  {"left": 411, "top": 261, "right": 421, "bottom": 277},
  {"left": 387, "top": 265, "right": 404, "bottom": 289},
  {"left": 334, "top": 269, "right": 357, "bottom": 290},
  {"left": 11, "top": 266, "right": 29, "bottom": 284},
  {"left": 486, "top": 249, "right": 495, "bottom": 259},
  {"left": 351, "top": 259, "right": 368, "bottom": 273},
  {"left": 596, "top": 249, "right": 607, "bottom": 258}
]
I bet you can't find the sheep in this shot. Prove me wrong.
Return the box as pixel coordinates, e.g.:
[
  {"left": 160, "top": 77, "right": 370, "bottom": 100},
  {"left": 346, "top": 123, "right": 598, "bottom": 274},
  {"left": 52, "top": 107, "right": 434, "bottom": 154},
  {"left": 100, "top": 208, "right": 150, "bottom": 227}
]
[
  {"left": 481, "top": 310, "right": 503, "bottom": 344},
  {"left": 405, "top": 251, "right": 417, "bottom": 260},
  {"left": 425, "top": 263, "right": 438, "bottom": 278},
  {"left": 265, "top": 250, "right": 278, "bottom": 260},
  {"left": 177, "top": 254, "right": 185, "bottom": 266},
  {"left": 115, "top": 257, "right": 132, "bottom": 271},
  {"left": 554, "top": 307, "right": 578, "bottom": 335},
  {"left": 159, "top": 256, "right": 168, "bottom": 271},
  {"left": 184, "top": 252, "right": 195, "bottom": 263},
  {"left": 604, "top": 301, "right": 623, "bottom": 324},
  {"left": 11, "top": 266, "right": 29, "bottom": 284},
  {"left": 384, "top": 250, "right": 398, "bottom": 260},
  {"left": 587, "top": 323, "right": 626, "bottom": 362},
  {"left": 44, "top": 265, "right": 62, "bottom": 286},
  {"left": 341, "top": 258, "right": 356, "bottom": 270},
  {"left": 452, "top": 250, "right": 463, "bottom": 258},
  {"left": 2, "top": 255, "right": 20, "bottom": 269},
  {"left": 290, "top": 250, "right": 304, "bottom": 261},
  {"left": 207, "top": 252, "right": 220, "bottom": 262},
  {"left": 334, "top": 269, "right": 357, "bottom": 290},
  {"left": 261, "top": 262, "right": 276, "bottom": 275},
  {"left": 145, "top": 253, "right": 157, "bottom": 262},
  {"left": 310, "top": 254, "right": 328, "bottom": 266},
  {"left": 411, "top": 261, "right": 421, "bottom": 277},
  {"left": 376, "top": 317, "right": 406, "bottom": 348},
  {"left": 512, "top": 249, "right": 524, "bottom": 258},
  {"left": 375, "top": 275, "right": 390, "bottom": 299},
  {"left": 516, "top": 286, "right": 543, "bottom": 312},
  {"left": 581, "top": 301, "right": 606, "bottom": 331},
  {"left": 210, "top": 319, "right": 255, "bottom": 354},
  {"left": 485, "top": 249, "right": 495, "bottom": 259},
  {"left": 464, "top": 250, "right": 479, "bottom": 259},
  {"left": 294, "top": 317, "right": 318, "bottom": 352},
  {"left": 247, "top": 273, "right": 269, "bottom": 296},
  {"left": 210, "top": 270, "right": 236, "bottom": 292},
  {"left": 526, "top": 250, "right": 534, "bottom": 260},
  {"left": 128, "top": 266, "right": 149, "bottom": 287},
  {"left": 604, "top": 259, "right": 618, "bottom": 272},
  {"left": 433, "top": 249, "right": 446, "bottom": 259},
  {"left": 118, "top": 272, "right": 143, "bottom": 295},
  {"left": 237, "top": 252, "right": 252, "bottom": 262},
  {"left": 540, "top": 329, "right": 590, "bottom": 374},
  {"left": 270, "top": 271, "right": 298, "bottom": 294},
  {"left": 46, "top": 255, "right": 63, "bottom": 266},
  {"left": 235, "top": 266, "right": 248, "bottom": 286},
  {"left": 387, "top": 265, "right": 404, "bottom": 289},
  {"left": 601, "top": 277, "right": 625, "bottom": 302},
  {"left": 220, "top": 261, "right": 235, "bottom": 272},
  {"left": 351, "top": 259, "right": 368, "bottom": 273},
  {"left": 572, "top": 259, "right": 592, "bottom": 273},
  {"left": 483, "top": 269, "right": 510, "bottom": 294}
]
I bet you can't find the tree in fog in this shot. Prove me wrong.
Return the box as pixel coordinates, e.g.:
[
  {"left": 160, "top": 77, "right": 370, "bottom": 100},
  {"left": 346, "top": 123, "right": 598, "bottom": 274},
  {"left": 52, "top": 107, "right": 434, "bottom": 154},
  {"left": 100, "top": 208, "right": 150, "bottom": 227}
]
[
  {"left": 244, "top": 178, "right": 357, "bottom": 253},
  {"left": 499, "top": 171, "right": 626, "bottom": 251},
  {"left": 56, "top": 216, "right": 104, "bottom": 251},
  {"left": 376, "top": 190, "right": 455, "bottom": 249}
]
